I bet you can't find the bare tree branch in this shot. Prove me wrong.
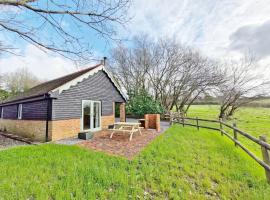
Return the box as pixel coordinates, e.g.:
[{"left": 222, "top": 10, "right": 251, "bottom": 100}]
[
  {"left": 216, "top": 56, "right": 270, "bottom": 119},
  {"left": 0, "top": 0, "right": 131, "bottom": 61}
]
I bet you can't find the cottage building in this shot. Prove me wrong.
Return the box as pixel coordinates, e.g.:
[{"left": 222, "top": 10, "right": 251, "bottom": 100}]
[{"left": 0, "top": 64, "right": 127, "bottom": 141}]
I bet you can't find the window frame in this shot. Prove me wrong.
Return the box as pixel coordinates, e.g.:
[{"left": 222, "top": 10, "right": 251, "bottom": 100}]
[{"left": 18, "top": 104, "right": 23, "bottom": 120}]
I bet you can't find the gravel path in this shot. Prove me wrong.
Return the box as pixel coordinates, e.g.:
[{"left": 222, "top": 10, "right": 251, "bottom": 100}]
[{"left": 0, "top": 135, "right": 28, "bottom": 149}]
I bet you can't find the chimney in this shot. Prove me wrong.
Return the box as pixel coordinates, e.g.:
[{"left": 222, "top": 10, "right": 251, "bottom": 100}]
[{"left": 102, "top": 57, "right": 107, "bottom": 66}]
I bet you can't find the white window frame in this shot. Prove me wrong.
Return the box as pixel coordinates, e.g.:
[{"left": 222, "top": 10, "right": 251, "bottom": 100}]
[
  {"left": 81, "top": 100, "right": 101, "bottom": 132},
  {"left": 18, "top": 104, "right": 23, "bottom": 119}
]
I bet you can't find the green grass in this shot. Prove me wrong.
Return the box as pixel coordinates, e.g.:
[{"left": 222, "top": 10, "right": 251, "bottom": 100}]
[
  {"left": 1, "top": 125, "right": 270, "bottom": 199},
  {"left": 186, "top": 105, "right": 270, "bottom": 156}
]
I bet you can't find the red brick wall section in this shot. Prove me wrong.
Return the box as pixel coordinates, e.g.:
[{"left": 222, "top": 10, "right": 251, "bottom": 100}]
[{"left": 144, "top": 114, "right": 160, "bottom": 131}]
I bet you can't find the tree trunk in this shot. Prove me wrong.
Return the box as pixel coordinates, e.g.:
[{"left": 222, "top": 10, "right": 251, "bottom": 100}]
[{"left": 227, "top": 106, "right": 237, "bottom": 118}]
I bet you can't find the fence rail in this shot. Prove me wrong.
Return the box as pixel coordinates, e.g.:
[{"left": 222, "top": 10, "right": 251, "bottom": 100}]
[{"left": 169, "top": 115, "right": 270, "bottom": 184}]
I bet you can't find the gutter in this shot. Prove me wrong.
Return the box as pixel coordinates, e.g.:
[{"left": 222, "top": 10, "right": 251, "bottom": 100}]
[{"left": 0, "top": 94, "right": 48, "bottom": 106}]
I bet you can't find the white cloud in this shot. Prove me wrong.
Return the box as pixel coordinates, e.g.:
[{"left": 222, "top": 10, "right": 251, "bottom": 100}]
[
  {"left": 0, "top": 45, "right": 76, "bottom": 80},
  {"left": 229, "top": 20, "right": 270, "bottom": 60},
  {"left": 119, "top": 0, "right": 270, "bottom": 77},
  {"left": 126, "top": 0, "right": 270, "bottom": 61}
]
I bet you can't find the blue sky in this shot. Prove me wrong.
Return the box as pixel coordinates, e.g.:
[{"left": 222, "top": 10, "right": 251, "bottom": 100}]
[{"left": 1, "top": 0, "right": 270, "bottom": 79}]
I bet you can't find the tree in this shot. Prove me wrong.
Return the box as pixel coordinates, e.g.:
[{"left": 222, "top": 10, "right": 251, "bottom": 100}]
[
  {"left": 0, "top": 71, "right": 10, "bottom": 100},
  {"left": 0, "top": 0, "right": 131, "bottom": 61},
  {"left": 217, "top": 57, "right": 270, "bottom": 119},
  {"left": 4, "top": 67, "right": 41, "bottom": 95},
  {"left": 0, "top": 88, "right": 9, "bottom": 100},
  {"left": 111, "top": 35, "right": 224, "bottom": 114},
  {"left": 110, "top": 35, "right": 153, "bottom": 95},
  {"left": 126, "top": 89, "right": 165, "bottom": 117}
]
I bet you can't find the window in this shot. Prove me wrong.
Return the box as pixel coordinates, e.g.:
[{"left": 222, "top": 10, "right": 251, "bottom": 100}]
[
  {"left": 18, "top": 104, "right": 22, "bottom": 119},
  {"left": 0, "top": 107, "right": 3, "bottom": 119}
]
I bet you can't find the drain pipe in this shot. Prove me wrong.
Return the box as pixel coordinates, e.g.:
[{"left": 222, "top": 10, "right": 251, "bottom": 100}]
[{"left": 45, "top": 94, "right": 52, "bottom": 142}]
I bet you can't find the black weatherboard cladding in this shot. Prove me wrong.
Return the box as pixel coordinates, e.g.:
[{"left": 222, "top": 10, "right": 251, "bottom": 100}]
[
  {"left": 51, "top": 70, "right": 125, "bottom": 120},
  {"left": 22, "top": 100, "right": 49, "bottom": 120},
  {"left": 3, "top": 105, "right": 17, "bottom": 119},
  {"left": 1, "top": 100, "right": 49, "bottom": 120}
]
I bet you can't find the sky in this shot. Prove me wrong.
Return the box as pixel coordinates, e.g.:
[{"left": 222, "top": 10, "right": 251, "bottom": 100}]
[{"left": 1, "top": 0, "right": 270, "bottom": 80}]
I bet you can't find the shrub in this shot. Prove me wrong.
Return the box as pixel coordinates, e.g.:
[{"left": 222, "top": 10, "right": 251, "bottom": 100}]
[{"left": 126, "top": 90, "right": 165, "bottom": 117}]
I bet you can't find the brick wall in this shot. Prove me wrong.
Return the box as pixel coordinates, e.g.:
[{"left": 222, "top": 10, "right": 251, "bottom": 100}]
[
  {"left": 101, "top": 115, "right": 115, "bottom": 129},
  {"left": 50, "top": 119, "right": 81, "bottom": 141},
  {"left": 50, "top": 115, "right": 114, "bottom": 141},
  {"left": 0, "top": 119, "right": 46, "bottom": 141},
  {"left": 144, "top": 114, "right": 161, "bottom": 132},
  {"left": 0, "top": 115, "right": 115, "bottom": 142}
]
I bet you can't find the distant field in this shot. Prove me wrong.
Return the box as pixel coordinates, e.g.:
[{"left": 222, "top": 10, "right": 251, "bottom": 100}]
[
  {"left": 193, "top": 98, "right": 270, "bottom": 108},
  {"left": 186, "top": 105, "right": 270, "bottom": 157},
  {"left": 252, "top": 98, "right": 270, "bottom": 104},
  {"left": 248, "top": 98, "right": 270, "bottom": 107}
]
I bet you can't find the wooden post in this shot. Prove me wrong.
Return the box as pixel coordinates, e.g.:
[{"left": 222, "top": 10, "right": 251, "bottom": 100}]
[
  {"left": 196, "top": 117, "right": 199, "bottom": 130},
  {"left": 233, "top": 123, "right": 238, "bottom": 147},
  {"left": 119, "top": 103, "right": 126, "bottom": 122},
  {"left": 259, "top": 135, "right": 270, "bottom": 184},
  {"left": 219, "top": 118, "right": 223, "bottom": 136}
]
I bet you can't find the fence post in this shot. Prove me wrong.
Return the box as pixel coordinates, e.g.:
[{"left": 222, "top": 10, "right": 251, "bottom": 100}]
[
  {"left": 196, "top": 117, "right": 199, "bottom": 130},
  {"left": 259, "top": 135, "right": 270, "bottom": 184},
  {"left": 219, "top": 118, "right": 223, "bottom": 136},
  {"left": 233, "top": 123, "right": 238, "bottom": 147}
]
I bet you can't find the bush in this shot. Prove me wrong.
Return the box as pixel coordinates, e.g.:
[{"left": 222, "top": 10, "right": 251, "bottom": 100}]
[{"left": 126, "top": 90, "right": 165, "bottom": 117}]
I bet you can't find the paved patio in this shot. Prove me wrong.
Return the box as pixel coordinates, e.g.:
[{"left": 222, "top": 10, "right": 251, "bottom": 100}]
[{"left": 79, "top": 128, "right": 163, "bottom": 159}]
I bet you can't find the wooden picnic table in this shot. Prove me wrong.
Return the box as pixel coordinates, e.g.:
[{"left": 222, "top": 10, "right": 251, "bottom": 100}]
[{"left": 110, "top": 122, "right": 142, "bottom": 141}]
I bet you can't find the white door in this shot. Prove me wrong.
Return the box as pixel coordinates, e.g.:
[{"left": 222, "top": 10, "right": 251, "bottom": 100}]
[{"left": 82, "top": 100, "right": 101, "bottom": 132}]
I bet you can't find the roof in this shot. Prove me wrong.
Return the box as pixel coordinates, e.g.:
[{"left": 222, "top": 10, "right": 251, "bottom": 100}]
[{"left": 1, "top": 64, "right": 127, "bottom": 105}]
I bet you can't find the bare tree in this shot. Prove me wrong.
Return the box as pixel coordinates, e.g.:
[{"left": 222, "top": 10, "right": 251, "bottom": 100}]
[
  {"left": 0, "top": 0, "right": 131, "bottom": 61},
  {"left": 4, "top": 67, "right": 41, "bottom": 95},
  {"left": 110, "top": 35, "right": 153, "bottom": 95},
  {"left": 145, "top": 39, "right": 188, "bottom": 111},
  {"left": 111, "top": 35, "right": 225, "bottom": 114},
  {"left": 217, "top": 57, "right": 270, "bottom": 119},
  {"left": 174, "top": 54, "right": 224, "bottom": 114}
]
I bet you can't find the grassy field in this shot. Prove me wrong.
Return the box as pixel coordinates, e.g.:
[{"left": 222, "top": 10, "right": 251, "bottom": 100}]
[
  {"left": 186, "top": 105, "right": 270, "bottom": 156},
  {"left": 0, "top": 125, "right": 270, "bottom": 199}
]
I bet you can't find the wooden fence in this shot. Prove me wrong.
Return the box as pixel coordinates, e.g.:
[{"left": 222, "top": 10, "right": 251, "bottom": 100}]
[{"left": 169, "top": 115, "right": 270, "bottom": 184}]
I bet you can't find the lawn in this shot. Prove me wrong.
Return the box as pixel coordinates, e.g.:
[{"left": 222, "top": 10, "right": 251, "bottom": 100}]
[
  {"left": 186, "top": 105, "right": 270, "bottom": 156},
  {"left": 0, "top": 125, "right": 270, "bottom": 199}
]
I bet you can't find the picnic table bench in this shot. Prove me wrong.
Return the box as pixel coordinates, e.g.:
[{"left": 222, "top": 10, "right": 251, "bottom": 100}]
[{"left": 110, "top": 122, "right": 142, "bottom": 141}]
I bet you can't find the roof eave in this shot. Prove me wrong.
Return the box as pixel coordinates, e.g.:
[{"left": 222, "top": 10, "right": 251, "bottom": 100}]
[{"left": 0, "top": 93, "right": 50, "bottom": 106}]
